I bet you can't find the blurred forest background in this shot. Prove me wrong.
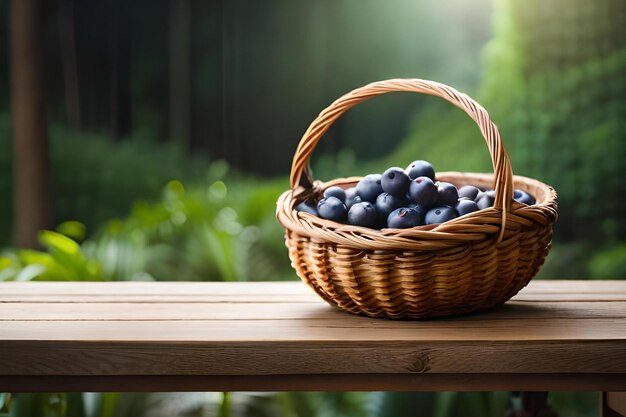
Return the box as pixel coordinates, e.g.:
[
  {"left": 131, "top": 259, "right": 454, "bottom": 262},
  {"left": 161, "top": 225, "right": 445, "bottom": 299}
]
[{"left": 1, "top": 0, "right": 625, "bottom": 416}]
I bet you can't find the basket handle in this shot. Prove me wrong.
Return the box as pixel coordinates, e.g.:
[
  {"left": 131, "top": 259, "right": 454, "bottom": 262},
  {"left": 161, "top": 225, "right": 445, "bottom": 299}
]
[{"left": 289, "top": 78, "right": 514, "bottom": 212}]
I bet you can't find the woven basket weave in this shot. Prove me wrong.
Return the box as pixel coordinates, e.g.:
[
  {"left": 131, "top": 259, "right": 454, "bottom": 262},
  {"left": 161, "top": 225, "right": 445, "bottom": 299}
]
[{"left": 276, "top": 78, "right": 558, "bottom": 319}]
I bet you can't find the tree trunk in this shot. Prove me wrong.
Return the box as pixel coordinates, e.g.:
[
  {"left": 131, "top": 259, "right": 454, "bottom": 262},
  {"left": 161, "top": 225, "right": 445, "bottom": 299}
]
[
  {"left": 9, "top": 0, "right": 52, "bottom": 248},
  {"left": 169, "top": 0, "right": 191, "bottom": 150}
]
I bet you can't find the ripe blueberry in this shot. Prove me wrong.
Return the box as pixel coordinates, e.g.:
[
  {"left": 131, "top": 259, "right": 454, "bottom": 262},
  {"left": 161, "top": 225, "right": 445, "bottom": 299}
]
[
  {"left": 437, "top": 182, "right": 459, "bottom": 206},
  {"left": 476, "top": 191, "right": 495, "bottom": 209},
  {"left": 381, "top": 167, "right": 410, "bottom": 197},
  {"left": 408, "top": 176, "right": 438, "bottom": 207},
  {"left": 323, "top": 186, "right": 346, "bottom": 202},
  {"left": 375, "top": 193, "right": 409, "bottom": 224},
  {"left": 458, "top": 185, "right": 481, "bottom": 201},
  {"left": 425, "top": 206, "right": 458, "bottom": 225},
  {"left": 408, "top": 203, "right": 428, "bottom": 224},
  {"left": 405, "top": 160, "right": 435, "bottom": 181},
  {"left": 295, "top": 201, "right": 318, "bottom": 216},
  {"left": 387, "top": 207, "right": 421, "bottom": 229},
  {"left": 456, "top": 199, "right": 479, "bottom": 216},
  {"left": 513, "top": 189, "right": 536, "bottom": 205},
  {"left": 317, "top": 196, "right": 347, "bottom": 222},
  {"left": 348, "top": 201, "right": 378, "bottom": 228},
  {"left": 356, "top": 174, "right": 383, "bottom": 203}
]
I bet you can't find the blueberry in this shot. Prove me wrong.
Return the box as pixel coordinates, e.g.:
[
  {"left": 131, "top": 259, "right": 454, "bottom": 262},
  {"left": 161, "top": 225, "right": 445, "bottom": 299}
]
[
  {"left": 408, "top": 203, "right": 428, "bottom": 223},
  {"left": 375, "top": 193, "right": 409, "bottom": 224},
  {"left": 513, "top": 189, "right": 536, "bottom": 205},
  {"left": 474, "top": 189, "right": 494, "bottom": 202},
  {"left": 405, "top": 160, "right": 435, "bottom": 181},
  {"left": 317, "top": 196, "right": 347, "bottom": 222},
  {"left": 344, "top": 187, "right": 360, "bottom": 208},
  {"left": 387, "top": 207, "right": 421, "bottom": 229},
  {"left": 456, "top": 199, "right": 479, "bottom": 216},
  {"left": 408, "top": 203, "right": 428, "bottom": 214},
  {"left": 381, "top": 167, "right": 410, "bottom": 197},
  {"left": 348, "top": 201, "right": 378, "bottom": 228},
  {"left": 346, "top": 194, "right": 362, "bottom": 209},
  {"left": 437, "top": 182, "right": 459, "bottom": 206},
  {"left": 476, "top": 192, "right": 495, "bottom": 209},
  {"left": 356, "top": 174, "right": 383, "bottom": 203},
  {"left": 458, "top": 185, "right": 481, "bottom": 201},
  {"left": 425, "top": 206, "right": 458, "bottom": 225},
  {"left": 295, "top": 201, "right": 318, "bottom": 216},
  {"left": 323, "top": 186, "right": 346, "bottom": 202},
  {"left": 408, "top": 176, "right": 438, "bottom": 207}
]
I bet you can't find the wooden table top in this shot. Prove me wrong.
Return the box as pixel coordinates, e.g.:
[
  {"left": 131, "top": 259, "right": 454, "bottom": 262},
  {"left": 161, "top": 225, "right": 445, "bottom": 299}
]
[{"left": 1, "top": 280, "right": 625, "bottom": 392}]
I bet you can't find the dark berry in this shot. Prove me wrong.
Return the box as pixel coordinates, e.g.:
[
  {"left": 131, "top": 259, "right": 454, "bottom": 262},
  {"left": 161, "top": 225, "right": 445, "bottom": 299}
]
[
  {"left": 405, "top": 160, "right": 435, "bottom": 181},
  {"left": 514, "top": 189, "right": 536, "bottom": 205},
  {"left": 348, "top": 201, "right": 378, "bottom": 228},
  {"left": 408, "top": 176, "right": 438, "bottom": 207},
  {"left": 408, "top": 203, "right": 428, "bottom": 214},
  {"left": 456, "top": 199, "right": 479, "bottom": 216},
  {"left": 356, "top": 174, "right": 383, "bottom": 203},
  {"left": 425, "top": 206, "right": 458, "bottom": 225},
  {"left": 323, "top": 186, "right": 346, "bottom": 202},
  {"left": 295, "top": 201, "right": 318, "bottom": 216},
  {"left": 474, "top": 189, "right": 493, "bottom": 202},
  {"left": 408, "top": 203, "right": 428, "bottom": 223},
  {"left": 387, "top": 207, "right": 421, "bottom": 229},
  {"left": 437, "top": 182, "right": 459, "bottom": 206},
  {"left": 375, "top": 193, "right": 409, "bottom": 224},
  {"left": 476, "top": 192, "right": 495, "bottom": 209},
  {"left": 345, "top": 187, "right": 361, "bottom": 209},
  {"left": 346, "top": 194, "right": 362, "bottom": 209},
  {"left": 317, "top": 196, "right": 347, "bottom": 222},
  {"left": 381, "top": 167, "right": 410, "bottom": 197},
  {"left": 458, "top": 185, "right": 481, "bottom": 200}
]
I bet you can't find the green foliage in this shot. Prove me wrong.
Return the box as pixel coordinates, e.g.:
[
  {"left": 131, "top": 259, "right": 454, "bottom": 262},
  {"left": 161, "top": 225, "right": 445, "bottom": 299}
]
[
  {"left": 548, "top": 392, "right": 599, "bottom": 417},
  {"left": 0, "top": 230, "right": 102, "bottom": 282},
  {"left": 384, "top": 102, "right": 493, "bottom": 175},
  {"left": 588, "top": 243, "right": 626, "bottom": 279},
  {"left": 1, "top": 166, "right": 291, "bottom": 283},
  {"left": 7, "top": 394, "right": 69, "bottom": 417},
  {"left": 0, "top": 118, "right": 211, "bottom": 246},
  {"left": 370, "top": 392, "right": 509, "bottom": 417},
  {"left": 0, "top": 393, "right": 10, "bottom": 417},
  {"left": 479, "top": 0, "right": 626, "bottom": 242},
  {"left": 81, "top": 173, "right": 291, "bottom": 282}
]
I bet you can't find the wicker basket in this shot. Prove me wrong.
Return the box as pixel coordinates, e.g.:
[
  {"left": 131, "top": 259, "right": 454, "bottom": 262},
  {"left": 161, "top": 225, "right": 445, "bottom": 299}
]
[{"left": 276, "top": 78, "right": 558, "bottom": 319}]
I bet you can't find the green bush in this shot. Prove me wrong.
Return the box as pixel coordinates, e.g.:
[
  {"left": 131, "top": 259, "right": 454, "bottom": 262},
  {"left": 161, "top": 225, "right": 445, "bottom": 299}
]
[
  {"left": 480, "top": 0, "right": 626, "bottom": 242},
  {"left": 1, "top": 166, "right": 292, "bottom": 283},
  {"left": 0, "top": 118, "right": 211, "bottom": 245}
]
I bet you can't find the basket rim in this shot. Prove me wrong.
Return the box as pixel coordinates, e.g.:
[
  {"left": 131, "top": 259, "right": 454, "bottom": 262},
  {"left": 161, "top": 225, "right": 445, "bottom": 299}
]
[{"left": 276, "top": 171, "right": 557, "bottom": 251}]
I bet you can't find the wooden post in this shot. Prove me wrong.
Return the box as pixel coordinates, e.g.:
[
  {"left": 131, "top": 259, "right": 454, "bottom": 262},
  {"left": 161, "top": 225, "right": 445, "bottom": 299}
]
[
  {"left": 9, "top": 0, "right": 52, "bottom": 248},
  {"left": 603, "top": 393, "right": 626, "bottom": 417}
]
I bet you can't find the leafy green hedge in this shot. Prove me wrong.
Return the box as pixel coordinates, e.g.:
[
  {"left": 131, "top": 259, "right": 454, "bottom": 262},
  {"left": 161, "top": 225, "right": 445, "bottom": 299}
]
[
  {"left": 1, "top": 169, "right": 292, "bottom": 282},
  {"left": 0, "top": 116, "right": 210, "bottom": 245}
]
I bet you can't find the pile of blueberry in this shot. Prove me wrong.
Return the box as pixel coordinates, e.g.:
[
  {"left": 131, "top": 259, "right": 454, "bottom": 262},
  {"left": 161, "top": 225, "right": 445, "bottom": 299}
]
[{"left": 296, "top": 160, "right": 536, "bottom": 229}]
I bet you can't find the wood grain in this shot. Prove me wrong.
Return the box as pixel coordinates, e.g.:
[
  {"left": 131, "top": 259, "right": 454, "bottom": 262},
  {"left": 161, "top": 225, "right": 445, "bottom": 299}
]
[{"left": 1, "top": 280, "right": 625, "bottom": 392}]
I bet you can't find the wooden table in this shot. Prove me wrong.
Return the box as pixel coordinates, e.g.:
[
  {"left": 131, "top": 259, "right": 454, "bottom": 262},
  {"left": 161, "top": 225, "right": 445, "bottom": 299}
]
[{"left": 1, "top": 280, "right": 625, "bottom": 395}]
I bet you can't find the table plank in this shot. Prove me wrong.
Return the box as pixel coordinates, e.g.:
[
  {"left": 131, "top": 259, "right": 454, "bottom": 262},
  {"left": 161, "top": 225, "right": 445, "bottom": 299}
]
[
  {"left": 1, "top": 280, "right": 625, "bottom": 299},
  {"left": 1, "top": 301, "right": 625, "bottom": 321},
  {"left": 1, "top": 280, "right": 625, "bottom": 392}
]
